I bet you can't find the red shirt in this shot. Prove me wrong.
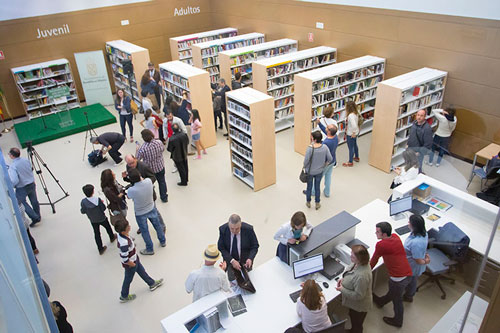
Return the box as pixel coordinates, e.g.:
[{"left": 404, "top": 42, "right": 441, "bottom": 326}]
[{"left": 370, "top": 233, "right": 412, "bottom": 278}]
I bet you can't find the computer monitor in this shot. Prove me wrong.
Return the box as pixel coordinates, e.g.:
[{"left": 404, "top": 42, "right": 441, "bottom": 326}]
[
  {"left": 390, "top": 195, "right": 412, "bottom": 217},
  {"left": 292, "top": 253, "right": 324, "bottom": 279}
]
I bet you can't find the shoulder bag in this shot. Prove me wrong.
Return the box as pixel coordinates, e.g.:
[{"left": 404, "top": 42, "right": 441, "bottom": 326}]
[{"left": 299, "top": 146, "right": 315, "bottom": 183}]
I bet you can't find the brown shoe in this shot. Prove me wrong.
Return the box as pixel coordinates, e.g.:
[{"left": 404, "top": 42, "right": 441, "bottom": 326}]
[
  {"left": 33, "top": 249, "right": 40, "bottom": 254},
  {"left": 99, "top": 246, "right": 107, "bottom": 255},
  {"left": 353, "top": 157, "right": 360, "bottom": 162},
  {"left": 342, "top": 162, "right": 354, "bottom": 167},
  {"left": 306, "top": 202, "right": 311, "bottom": 208},
  {"left": 315, "top": 202, "right": 321, "bottom": 210}
]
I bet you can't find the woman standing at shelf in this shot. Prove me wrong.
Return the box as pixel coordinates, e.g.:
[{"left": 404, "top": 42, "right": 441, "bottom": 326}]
[
  {"left": 189, "top": 109, "right": 207, "bottom": 159},
  {"left": 427, "top": 107, "right": 457, "bottom": 167},
  {"left": 303, "top": 131, "right": 332, "bottom": 210},
  {"left": 343, "top": 101, "right": 362, "bottom": 167},
  {"left": 296, "top": 279, "right": 332, "bottom": 333},
  {"left": 115, "top": 89, "right": 134, "bottom": 142},
  {"left": 140, "top": 109, "right": 159, "bottom": 139},
  {"left": 336, "top": 245, "right": 372, "bottom": 333},
  {"left": 388, "top": 150, "right": 419, "bottom": 202}
]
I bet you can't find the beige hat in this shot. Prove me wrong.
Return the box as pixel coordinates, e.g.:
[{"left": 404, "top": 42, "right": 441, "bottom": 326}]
[{"left": 203, "top": 244, "right": 221, "bottom": 262}]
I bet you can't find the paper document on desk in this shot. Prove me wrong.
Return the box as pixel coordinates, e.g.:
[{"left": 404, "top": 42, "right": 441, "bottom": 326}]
[{"left": 448, "top": 312, "right": 482, "bottom": 333}]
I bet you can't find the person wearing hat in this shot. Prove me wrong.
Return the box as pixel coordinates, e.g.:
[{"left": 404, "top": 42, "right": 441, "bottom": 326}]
[
  {"left": 185, "top": 244, "right": 231, "bottom": 302},
  {"left": 90, "top": 132, "right": 126, "bottom": 166}
]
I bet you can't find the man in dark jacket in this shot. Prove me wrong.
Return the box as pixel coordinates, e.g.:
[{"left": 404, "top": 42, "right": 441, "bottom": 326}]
[
  {"left": 212, "top": 78, "right": 231, "bottom": 136},
  {"left": 407, "top": 109, "right": 433, "bottom": 172},
  {"left": 217, "top": 214, "right": 259, "bottom": 281},
  {"left": 231, "top": 72, "right": 243, "bottom": 90},
  {"left": 167, "top": 123, "right": 189, "bottom": 186},
  {"left": 90, "top": 132, "right": 125, "bottom": 165}
]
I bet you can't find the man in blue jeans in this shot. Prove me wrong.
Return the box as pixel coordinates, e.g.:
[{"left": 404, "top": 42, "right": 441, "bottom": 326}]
[
  {"left": 8, "top": 148, "right": 41, "bottom": 226},
  {"left": 313, "top": 123, "right": 339, "bottom": 198},
  {"left": 126, "top": 169, "right": 165, "bottom": 255}
]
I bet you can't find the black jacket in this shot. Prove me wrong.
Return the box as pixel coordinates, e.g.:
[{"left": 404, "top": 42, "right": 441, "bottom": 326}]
[
  {"left": 167, "top": 132, "right": 189, "bottom": 162},
  {"left": 97, "top": 132, "right": 125, "bottom": 147},
  {"left": 218, "top": 222, "right": 259, "bottom": 264},
  {"left": 213, "top": 85, "right": 231, "bottom": 111},
  {"left": 80, "top": 197, "right": 107, "bottom": 224}
]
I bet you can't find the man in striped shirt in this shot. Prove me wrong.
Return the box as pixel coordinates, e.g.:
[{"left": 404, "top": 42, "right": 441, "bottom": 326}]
[
  {"left": 114, "top": 217, "right": 163, "bottom": 303},
  {"left": 136, "top": 129, "right": 168, "bottom": 202}
]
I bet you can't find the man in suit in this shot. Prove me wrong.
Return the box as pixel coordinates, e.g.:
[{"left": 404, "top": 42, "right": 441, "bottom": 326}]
[
  {"left": 144, "top": 62, "right": 162, "bottom": 108},
  {"left": 212, "top": 78, "right": 231, "bottom": 136},
  {"left": 166, "top": 123, "right": 189, "bottom": 186},
  {"left": 217, "top": 214, "right": 259, "bottom": 281}
]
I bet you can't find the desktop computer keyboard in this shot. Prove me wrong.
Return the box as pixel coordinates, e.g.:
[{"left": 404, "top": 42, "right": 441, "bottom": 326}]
[
  {"left": 289, "top": 284, "right": 323, "bottom": 303},
  {"left": 395, "top": 225, "right": 411, "bottom": 236}
]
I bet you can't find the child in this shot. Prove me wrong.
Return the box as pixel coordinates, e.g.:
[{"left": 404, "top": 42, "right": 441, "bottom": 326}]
[
  {"left": 189, "top": 109, "right": 207, "bottom": 160},
  {"left": 80, "top": 184, "right": 116, "bottom": 255},
  {"left": 140, "top": 109, "right": 159, "bottom": 139},
  {"left": 114, "top": 217, "right": 164, "bottom": 303}
]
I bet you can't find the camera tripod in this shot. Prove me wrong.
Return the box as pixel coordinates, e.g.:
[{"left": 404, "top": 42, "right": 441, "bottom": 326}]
[
  {"left": 82, "top": 111, "right": 98, "bottom": 161},
  {"left": 26, "top": 141, "right": 69, "bottom": 214}
]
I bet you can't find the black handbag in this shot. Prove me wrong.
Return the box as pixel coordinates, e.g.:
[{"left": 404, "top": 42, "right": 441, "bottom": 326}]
[{"left": 299, "top": 146, "right": 315, "bottom": 183}]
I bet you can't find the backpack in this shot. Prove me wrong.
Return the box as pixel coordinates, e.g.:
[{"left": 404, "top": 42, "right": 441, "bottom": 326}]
[{"left": 88, "top": 150, "right": 107, "bottom": 167}]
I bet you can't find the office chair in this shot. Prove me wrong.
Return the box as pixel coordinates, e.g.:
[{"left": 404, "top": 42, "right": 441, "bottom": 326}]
[
  {"left": 416, "top": 223, "right": 469, "bottom": 300},
  {"left": 315, "top": 319, "right": 347, "bottom": 333},
  {"left": 467, "top": 162, "right": 500, "bottom": 191}
]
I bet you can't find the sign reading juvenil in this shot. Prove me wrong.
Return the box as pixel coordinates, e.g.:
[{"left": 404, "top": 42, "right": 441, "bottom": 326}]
[{"left": 36, "top": 24, "right": 70, "bottom": 39}]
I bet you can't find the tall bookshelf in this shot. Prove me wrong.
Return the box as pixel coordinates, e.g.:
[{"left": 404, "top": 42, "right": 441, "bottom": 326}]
[
  {"left": 226, "top": 87, "right": 276, "bottom": 191},
  {"left": 294, "top": 55, "right": 385, "bottom": 155},
  {"left": 11, "top": 59, "right": 80, "bottom": 120},
  {"left": 252, "top": 46, "right": 337, "bottom": 132},
  {"left": 159, "top": 60, "right": 216, "bottom": 148},
  {"left": 191, "top": 33, "right": 265, "bottom": 84},
  {"left": 369, "top": 67, "right": 447, "bottom": 173},
  {"left": 169, "top": 27, "right": 238, "bottom": 66},
  {"left": 105, "top": 40, "right": 150, "bottom": 105},
  {"left": 218, "top": 39, "right": 298, "bottom": 88}
]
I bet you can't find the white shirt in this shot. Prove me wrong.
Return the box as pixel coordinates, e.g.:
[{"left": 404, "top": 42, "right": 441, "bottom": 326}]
[
  {"left": 185, "top": 264, "right": 231, "bottom": 302},
  {"left": 432, "top": 109, "right": 457, "bottom": 138},
  {"left": 394, "top": 166, "right": 419, "bottom": 185},
  {"left": 296, "top": 297, "right": 332, "bottom": 333},
  {"left": 346, "top": 112, "right": 360, "bottom": 136},
  {"left": 273, "top": 221, "right": 313, "bottom": 245},
  {"left": 142, "top": 97, "right": 153, "bottom": 112},
  {"left": 317, "top": 117, "right": 338, "bottom": 140},
  {"left": 229, "top": 232, "right": 241, "bottom": 262}
]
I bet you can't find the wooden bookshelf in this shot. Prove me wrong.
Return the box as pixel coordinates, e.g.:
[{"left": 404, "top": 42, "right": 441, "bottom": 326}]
[
  {"left": 191, "top": 33, "right": 265, "bottom": 84},
  {"left": 369, "top": 67, "right": 447, "bottom": 173},
  {"left": 105, "top": 40, "right": 150, "bottom": 105},
  {"left": 11, "top": 58, "right": 80, "bottom": 120},
  {"left": 159, "top": 60, "right": 216, "bottom": 148},
  {"left": 219, "top": 38, "right": 298, "bottom": 88},
  {"left": 294, "top": 55, "right": 385, "bottom": 155},
  {"left": 169, "top": 28, "right": 238, "bottom": 66},
  {"left": 226, "top": 87, "right": 276, "bottom": 191},
  {"left": 252, "top": 46, "right": 337, "bottom": 133}
]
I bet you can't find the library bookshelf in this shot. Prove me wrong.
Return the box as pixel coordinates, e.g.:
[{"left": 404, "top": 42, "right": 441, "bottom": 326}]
[
  {"left": 11, "top": 59, "right": 80, "bottom": 120},
  {"left": 191, "top": 33, "right": 265, "bottom": 84},
  {"left": 369, "top": 67, "right": 447, "bottom": 173},
  {"left": 226, "top": 87, "right": 276, "bottom": 191},
  {"left": 294, "top": 55, "right": 385, "bottom": 155},
  {"left": 105, "top": 40, "right": 150, "bottom": 105},
  {"left": 169, "top": 28, "right": 238, "bottom": 66},
  {"left": 159, "top": 61, "right": 216, "bottom": 148},
  {"left": 218, "top": 39, "right": 298, "bottom": 88},
  {"left": 252, "top": 46, "right": 337, "bottom": 133}
]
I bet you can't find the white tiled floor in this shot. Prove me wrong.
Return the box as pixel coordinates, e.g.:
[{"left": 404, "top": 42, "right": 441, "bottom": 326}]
[{"left": 1, "top": 110, "right": 486, "bottom": 332}]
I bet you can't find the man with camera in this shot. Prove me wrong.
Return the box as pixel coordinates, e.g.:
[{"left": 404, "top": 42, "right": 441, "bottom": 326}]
[{"left": 90, "top": 132, "right": 125, "bottom": 166}]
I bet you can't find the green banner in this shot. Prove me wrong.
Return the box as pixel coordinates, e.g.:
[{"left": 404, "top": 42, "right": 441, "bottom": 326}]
[{"left": 47, "top": 86, "right": 70, "bottom": 99}]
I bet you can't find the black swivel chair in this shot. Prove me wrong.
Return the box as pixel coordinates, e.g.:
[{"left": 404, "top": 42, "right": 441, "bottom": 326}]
[
  {"left": 416, "top": 223, "right": 469, "bottom": 299},
  {"left": 315, "top": 319, "right": 347, "bottom": 333}
]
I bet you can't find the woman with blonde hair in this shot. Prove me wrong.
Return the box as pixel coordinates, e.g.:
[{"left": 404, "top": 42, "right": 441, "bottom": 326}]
[
  {"left": 297, "top": 279, "right": 332, "bottom": 333},
  {"left": 343, "top": 101, "right": 361, "bottom": 167}
]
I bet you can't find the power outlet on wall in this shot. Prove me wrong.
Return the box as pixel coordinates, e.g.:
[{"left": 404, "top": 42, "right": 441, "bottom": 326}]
[
  {"left": 316, "top": 22, "right": 324, "bottom": 29},
  {"left": 121, "top": 20, "right": 129, "bottom": 26}
]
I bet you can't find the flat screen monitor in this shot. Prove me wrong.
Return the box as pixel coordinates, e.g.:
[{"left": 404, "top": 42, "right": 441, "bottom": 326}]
[
  {"left": 390, "top": 195, "right": 412, "bottom": 216},
  {"left": 292, "top": 253, "right": 324, "bottom": 279}
]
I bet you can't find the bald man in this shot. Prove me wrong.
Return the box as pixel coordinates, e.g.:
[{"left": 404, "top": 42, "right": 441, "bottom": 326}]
[{"left": 407, "top": 109, "right": 433, "bottom": 171}]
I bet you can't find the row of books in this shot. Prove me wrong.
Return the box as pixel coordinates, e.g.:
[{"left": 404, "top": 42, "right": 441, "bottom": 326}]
[
  {"left": 201, "top": 37, "right": 265, "bottom": 57},
  {"left": 227, "top": 100, "right": 251, "bottom": 119},
  {"left": 179, "top": 50, "right": 192, "bottom": 59},
  {"left": 177, "top": 32, "right": 238, "bottom": 50},
  {"left": 401, "top": 78, "right": 445, "bottom": 104},
  {"left": 270, "top": 85, "right": 294, "bottom": 98},
  {"left": 312, "top": 64, "right": 385, "bottom": 93},
  {"left": 17, "top": 77, "right": 71, "bottom": 92},
  {"left": 165, "top": 82, "right": 189, "bottom": 98},
  {"left": 210, "top": 74, "right": 220, "bottom": 84},
  {"left": 233, "top": 166, "right": 251, "bottom": 179},
  {"left": 15, "top": 65, "right": 70, "bottom": 83},
  {"left": 398, "top": 91, "right": 443, "bottom": 117},
  {"left": 231, "top": 53, "right": 255, "bottom": 66},
  {"left": 106, "top": 45, "right": 131, "bottom": 62},
  {"left": 202, "top": 56, "right": 219, "bottom": 67},
  {"left": 312, "top": 80, "right": 378, "bottom": 106},
  {"left": 230, "top": 127, "right": 252, "bottom": 147},
  {"left": 161, "top": 70, "right": 189, "bottom": 89},
  {"left": 232, "top": 64, "right": 252, "bottom": 76},
  {"left": 396, "top": 114, "right": 416, "bottom": 129},
  {"left": 267, "top": 53, "right": 334, "bottom": 78},
  {"left": 113, "top": 73, "right": 137, "bottom": 88},
  {"left": 231, "top": 141, "right": 253, "bottom": 162},
  {"left": 256, "top": 45, "right": 296, "bottom": 60},
  {"left": 312, "top": 95, "right": 376, "bottom": 118},
  {"left": 275, "top": 96, "right": 293, "bottom": 109},
  {"left": 275, "top": 107, "right": 294, "bottom": 121},
  {"left": 229, "top": 114, "right": 251, "bottom": 133},
  {"left": 232, "top": 153, "right": 254, "bottom": 174},
  {"left": 267, "top": 76, "right": 293, "bottom": 90}
]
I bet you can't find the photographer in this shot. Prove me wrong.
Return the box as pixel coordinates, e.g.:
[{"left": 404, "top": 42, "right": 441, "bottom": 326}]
[{"left": 90, "top": 132, "right": 125, "bottom": 166}]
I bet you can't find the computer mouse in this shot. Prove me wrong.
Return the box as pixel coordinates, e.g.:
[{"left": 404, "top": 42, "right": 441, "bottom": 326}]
[{"left": 323, "top": 282, "right": 329, "bottom": 289}]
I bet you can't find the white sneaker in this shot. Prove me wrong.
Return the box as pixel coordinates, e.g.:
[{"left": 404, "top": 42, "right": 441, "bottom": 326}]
[
  {"left": 425, "top": 161, "right": 433, "bottom": 166},
  {"left": 171, "top": 167, "right": 177, "bottom": 173},
  {"left": 436, "top": 163, "right": 440, "bottom": 167}
]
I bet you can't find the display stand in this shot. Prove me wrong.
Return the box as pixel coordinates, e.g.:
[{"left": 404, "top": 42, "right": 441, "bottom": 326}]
[
  {"left": 159, "top": 60, "right": 216, "bottom": 148},
  {"left": 226, "top": 87, "right": 275, "bottom": 191},
  {"left": 293, "top": 55, "right": 385, "bottom": 155},
  {"left": 11, "top": 59, "right": 80, "bottom": 120},
  {"left": 218, "top": 39, "right": 298, "bottom": 88},
  {"left": 169, "top": 28, "right": 238, "bottom": 66},
  {"left": 252, "top": 46, "right": 337, "bottom": 133},
  {"left": 191, "top": 33, "right": 265, "bottom": 84},
  {"left": 368, "top": 67, "right": 447, "bottom": 172}
]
